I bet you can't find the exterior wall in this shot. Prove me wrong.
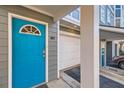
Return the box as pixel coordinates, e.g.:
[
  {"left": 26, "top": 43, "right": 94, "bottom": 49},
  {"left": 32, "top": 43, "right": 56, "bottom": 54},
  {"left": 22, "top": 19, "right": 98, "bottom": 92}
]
[
  {"left": 0, "top": 8, "right": 8, "bottom": 88},
  {"left": 0, "top": 5, "right": 58, "bottom": 87}
]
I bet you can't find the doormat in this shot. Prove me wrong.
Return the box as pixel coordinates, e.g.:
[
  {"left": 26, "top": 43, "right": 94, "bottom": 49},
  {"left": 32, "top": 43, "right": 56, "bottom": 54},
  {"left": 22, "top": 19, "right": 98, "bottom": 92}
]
[
  {"left": 64, "top": 66, "right": 80, "bottom": 82},
  {"left": 36, "top": 84, "right": 48, "bottom": 88}
]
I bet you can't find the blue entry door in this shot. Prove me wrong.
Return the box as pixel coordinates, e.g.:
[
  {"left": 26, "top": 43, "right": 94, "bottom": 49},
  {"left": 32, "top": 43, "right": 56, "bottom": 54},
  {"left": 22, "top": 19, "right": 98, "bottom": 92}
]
[
  {"left": 12, "top": 17, "right": 46, "bottom": 88},
  {"left": 101, "top": 48, "right": 105, "bottom": 66}
]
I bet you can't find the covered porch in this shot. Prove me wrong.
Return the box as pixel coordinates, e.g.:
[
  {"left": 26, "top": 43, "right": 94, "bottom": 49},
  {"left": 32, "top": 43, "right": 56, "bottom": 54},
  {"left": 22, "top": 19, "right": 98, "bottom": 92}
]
[{"left": 24, "top": 5, "right": 124, "bottom": 88}]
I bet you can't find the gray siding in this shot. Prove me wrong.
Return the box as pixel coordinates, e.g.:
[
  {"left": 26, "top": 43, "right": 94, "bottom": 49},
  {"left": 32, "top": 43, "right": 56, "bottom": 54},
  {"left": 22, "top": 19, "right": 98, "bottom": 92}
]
[
  {"left": 0, "top": 5, "right": 58, "bottom": 87},
  {"left": 0, "top": 8, "right": 8, "bottom": 88}
]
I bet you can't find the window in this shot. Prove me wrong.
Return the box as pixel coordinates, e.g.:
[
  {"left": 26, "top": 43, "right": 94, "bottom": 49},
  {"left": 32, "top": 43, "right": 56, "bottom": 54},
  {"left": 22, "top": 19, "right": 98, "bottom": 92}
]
[
  {"left": 107, "top": 8, "right": 111, "bottom": 24},
  {"left": 71, "top": 10, "right": 80, "bottom": 20},
  {"left": 20, "top": 25, "right": 41, "bottom": 36},
  {"left": 106, "top": 7, "right": 114, "bottom": 26},
  {"left": 116, "top": 5, "right": 121, "bottom": 8},
  {"left": 116, "top": 9, "right": 121, "bottom": 17},
  {"left": 100, "top": 6, "right": 106, "bottom": 24}
]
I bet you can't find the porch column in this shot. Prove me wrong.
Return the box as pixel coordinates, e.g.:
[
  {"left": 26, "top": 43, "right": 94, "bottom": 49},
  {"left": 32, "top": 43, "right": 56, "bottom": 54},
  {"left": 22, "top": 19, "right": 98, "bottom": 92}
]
[
  {"left": 80, "top": 5, "right": 99, "bottom": 88},
  {"left": 112, "top": 41, "right": 115, "bottom": 57},
  {"left": 117, "top": 43, "right": 120, "bottom": 56}
]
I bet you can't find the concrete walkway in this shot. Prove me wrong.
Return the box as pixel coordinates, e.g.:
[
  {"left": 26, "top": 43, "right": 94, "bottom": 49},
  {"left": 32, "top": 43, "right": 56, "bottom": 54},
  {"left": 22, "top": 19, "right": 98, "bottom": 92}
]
[
  {"left": 37, "top": 66, "right": 124, "bottom": 88},
  {"left": 37, "top": 78, "right": 71, "bottom": 88},
  {"left": 47, "top": 79, "right": 71, "bottom": 88}
]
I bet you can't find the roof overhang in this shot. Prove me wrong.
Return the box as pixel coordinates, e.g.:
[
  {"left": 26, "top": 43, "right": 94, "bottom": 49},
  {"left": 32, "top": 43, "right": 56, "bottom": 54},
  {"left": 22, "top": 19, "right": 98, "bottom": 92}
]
[
  {"left": 23, "top": 5, "right": 80, "bottom": 22},
  {"left": 100, "top": 26, "right": 124, "bottom": 40},
  {"left": 100, "top": 26, "right": 124, "bottom": 34}
]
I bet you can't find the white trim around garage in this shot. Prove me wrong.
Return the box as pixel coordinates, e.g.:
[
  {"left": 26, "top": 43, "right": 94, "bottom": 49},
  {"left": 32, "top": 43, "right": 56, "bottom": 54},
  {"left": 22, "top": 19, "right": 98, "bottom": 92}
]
[
  {"left": 60, "top": 31, "right": 80, "bottom": 38},
  {"left": 57, "top": 21, "right": 60, "bottom": 79},
  {"left": 8, "top": 13, "right": 49, "bottom": 88}
]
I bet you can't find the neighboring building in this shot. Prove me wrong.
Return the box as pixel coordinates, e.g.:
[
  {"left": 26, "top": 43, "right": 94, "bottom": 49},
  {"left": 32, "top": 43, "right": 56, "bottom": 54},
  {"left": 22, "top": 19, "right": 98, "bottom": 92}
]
[
  {"left": 99, "top": 5, "right": 115, "bottom": 66},
  {"left": 99, "top": 5, "right": 124, "bottom": 67},
  {"left": 59, "top": 5, "right": 124, "bottom": 69},
  {"left": 61, "top": 5, "right": 124, "bottom": 68},
  {"left": 99, "top": 5, "right": 124, "bottom": 27},
  {"left": 115, "top": 5, "right": 124, "bottom": 27}
]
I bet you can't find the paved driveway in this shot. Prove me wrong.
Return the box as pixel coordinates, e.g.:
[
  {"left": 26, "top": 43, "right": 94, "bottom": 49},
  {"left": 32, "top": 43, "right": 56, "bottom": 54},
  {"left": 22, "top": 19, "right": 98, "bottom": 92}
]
[{"left": 64, "top": 66, "right": 124, "bottom": 88}]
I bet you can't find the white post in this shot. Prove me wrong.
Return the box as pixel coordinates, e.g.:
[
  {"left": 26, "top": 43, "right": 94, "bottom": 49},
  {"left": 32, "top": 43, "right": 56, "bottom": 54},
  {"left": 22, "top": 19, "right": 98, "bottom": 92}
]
[
  {"left": 112, "top": 41, "right": 115, "bottom": 57},
  {"left": 57, "top": 21, "right": 60, "bottom": 79},
  {"left": 80, "top": 5, "right": 99, "bottom": 88},
  {"left": 104, "top": 40, "right": 107, "bottom": 66},
  {"left": 115, "top": 41, "right": 120, "bottom": 56}
]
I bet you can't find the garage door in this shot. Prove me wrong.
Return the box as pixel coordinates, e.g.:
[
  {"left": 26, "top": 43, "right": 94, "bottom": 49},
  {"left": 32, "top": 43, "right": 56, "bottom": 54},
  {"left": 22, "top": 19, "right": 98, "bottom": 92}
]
[{"left": 59, "top": 31, "right": 80, "bottom": 70}]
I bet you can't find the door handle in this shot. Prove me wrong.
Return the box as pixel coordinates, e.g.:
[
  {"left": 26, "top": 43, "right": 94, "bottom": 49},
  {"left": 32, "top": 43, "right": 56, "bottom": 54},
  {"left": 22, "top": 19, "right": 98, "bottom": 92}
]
[{"left": 43, "top": 50, "right": 46, "bottom": 57}]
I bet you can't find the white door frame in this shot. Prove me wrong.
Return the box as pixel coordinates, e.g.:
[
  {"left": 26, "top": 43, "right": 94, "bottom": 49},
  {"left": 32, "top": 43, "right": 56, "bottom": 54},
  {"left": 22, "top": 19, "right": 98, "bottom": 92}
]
[{"left": 8, "top": 13, "right": 48, "bottom": 88}]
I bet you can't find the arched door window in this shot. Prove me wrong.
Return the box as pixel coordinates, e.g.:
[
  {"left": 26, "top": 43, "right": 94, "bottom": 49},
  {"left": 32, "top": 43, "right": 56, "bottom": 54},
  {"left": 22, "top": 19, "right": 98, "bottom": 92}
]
[{"left": 19, "top": 24, "right": 41, "bottom": 36}]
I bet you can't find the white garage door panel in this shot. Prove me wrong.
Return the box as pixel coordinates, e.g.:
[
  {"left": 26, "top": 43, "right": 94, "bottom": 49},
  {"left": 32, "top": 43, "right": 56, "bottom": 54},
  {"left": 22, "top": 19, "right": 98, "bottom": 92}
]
[{"left": 59, "top": 32, "right": 80, "bottom": 70}]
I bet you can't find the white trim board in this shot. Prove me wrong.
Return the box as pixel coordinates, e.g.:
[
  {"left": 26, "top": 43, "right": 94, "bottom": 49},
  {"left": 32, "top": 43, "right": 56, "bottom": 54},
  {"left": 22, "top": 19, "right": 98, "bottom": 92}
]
[
  {"left": 57, "top": 21, "right": 60, "bottom": 79},
  {"left": 8, "top": 13, "right": 48, "bottom": 88},
  {"left": 60, "top": 31, "right": 80, "bottom": 38}
]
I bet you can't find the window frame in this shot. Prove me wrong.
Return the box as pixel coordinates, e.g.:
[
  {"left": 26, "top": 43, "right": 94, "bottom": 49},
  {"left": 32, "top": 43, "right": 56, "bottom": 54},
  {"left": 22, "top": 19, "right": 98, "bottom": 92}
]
[{"left": 19, "top": 24, "right": 41, "bottom": 36}]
